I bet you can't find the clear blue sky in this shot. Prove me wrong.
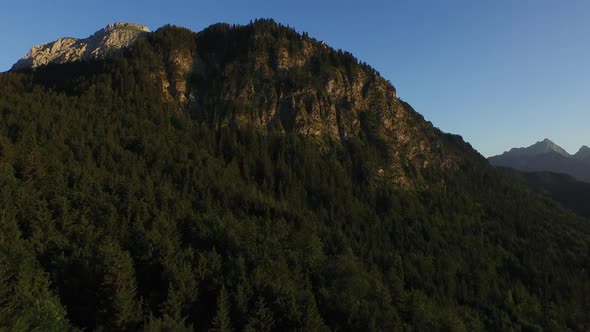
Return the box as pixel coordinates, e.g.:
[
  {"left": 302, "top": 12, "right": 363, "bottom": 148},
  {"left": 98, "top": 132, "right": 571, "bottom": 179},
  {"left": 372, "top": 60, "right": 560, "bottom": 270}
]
[{"left": 1, "top": 0, "right": 589, "bottom": 157}]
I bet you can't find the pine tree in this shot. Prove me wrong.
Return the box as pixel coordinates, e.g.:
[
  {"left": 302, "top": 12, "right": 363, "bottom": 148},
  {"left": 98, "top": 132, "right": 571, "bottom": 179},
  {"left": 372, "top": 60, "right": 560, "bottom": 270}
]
[
  {"left": 244, "top": 297, "right": 273, "bottom": 332},
  {"left": 211, "top": 286, "right": 232, "bottom": 332},
  {"left": 99, "top": 241, "right": 142, "bottom": 329},
  {"left": 0, "top": 169, "right": 71, "bottom": 332}
]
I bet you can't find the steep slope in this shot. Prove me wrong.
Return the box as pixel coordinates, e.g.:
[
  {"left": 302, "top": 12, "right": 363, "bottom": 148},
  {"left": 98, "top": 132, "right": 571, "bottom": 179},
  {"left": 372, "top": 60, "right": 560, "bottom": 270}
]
[
  {"left": 1, "top": 20, "right": 589, "bottom": 331},
  {"left": 489, "top": 139, "right": 590, "bottom": 182},
  {"left": 12, "top": 21, "right": 473, "bottom": 188},
  {"left": 11, "top": 22, "right": 149, "bottom": 70},
  {"left": 146, "top": 21, "right": 470, "bottom": 188}
]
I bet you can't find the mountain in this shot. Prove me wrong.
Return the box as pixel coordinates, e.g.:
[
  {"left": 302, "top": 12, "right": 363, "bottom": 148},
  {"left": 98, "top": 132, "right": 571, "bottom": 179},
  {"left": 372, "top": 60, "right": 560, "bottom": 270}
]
[
  {"left": 11, "top": 22, "right": 150, "bottom": 70},
  {"left": 574, "top": 145, "right": 590, "bottom": 161},
  {"left": 503, "top": 138, "right": 570, "bottom": 158},
  {"left": 489, "top": 138, "right": 590, "bottom": 182},
  {"left": 12, "top": 21, "right": 466, "bottom": 189},
  {"left": 1, "top": 20, "right": 589, "bottom": 331},
  {"left": 489, "top": 138, "right": 570, "bottom": 162}
]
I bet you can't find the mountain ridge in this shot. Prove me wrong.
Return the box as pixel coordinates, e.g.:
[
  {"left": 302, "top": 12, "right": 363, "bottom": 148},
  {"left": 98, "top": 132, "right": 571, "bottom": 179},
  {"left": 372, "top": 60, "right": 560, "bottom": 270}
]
[
  {"left": 503, "top": 138, "right": 570, "bottom": 157},
  {"left": 574, "top": 145, "right": 590, "bottom": 161},
  {"left": 13, "top": 20, "right": 473, "bottom": 188},
  {"left": 489, "top": 139, "right": 590, "bottom": 182},
  {"left": 11, "top": 22, "right": 150, "bottom": 70}
]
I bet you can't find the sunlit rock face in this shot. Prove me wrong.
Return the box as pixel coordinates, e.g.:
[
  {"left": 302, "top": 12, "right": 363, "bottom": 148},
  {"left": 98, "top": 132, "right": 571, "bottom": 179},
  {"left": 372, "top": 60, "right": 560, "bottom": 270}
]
[{"left": 11, "top": 22, "right": 150, "bottom": 70}]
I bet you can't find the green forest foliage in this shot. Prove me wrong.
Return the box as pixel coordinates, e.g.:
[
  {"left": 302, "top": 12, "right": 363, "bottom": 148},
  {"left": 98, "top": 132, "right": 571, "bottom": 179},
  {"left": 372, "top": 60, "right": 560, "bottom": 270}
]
[
  {"left": 0, "top": 21, "right": 589, "bottom": 331},
  {"left": 500, "top": 168, "right": 590, "bottom": 219}
]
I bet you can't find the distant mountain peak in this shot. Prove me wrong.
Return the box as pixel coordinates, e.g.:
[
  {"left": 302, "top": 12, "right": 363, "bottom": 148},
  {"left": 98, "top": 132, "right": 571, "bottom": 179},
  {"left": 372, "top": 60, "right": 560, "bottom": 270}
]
[
  {"left": 489, "top": 139, "right": 590, "bottom": 183},
  {"left": 533, "top": 138, "right": 570, "bottom": 156},
  {"left": 11, "top": 22, "right": 150, "bottom": 70},
  {"left": 574, "top": 145, "right": 590, "bottom": 160},
  {"left": 503, "top": 138, "right": 570, "bottom": 158}
]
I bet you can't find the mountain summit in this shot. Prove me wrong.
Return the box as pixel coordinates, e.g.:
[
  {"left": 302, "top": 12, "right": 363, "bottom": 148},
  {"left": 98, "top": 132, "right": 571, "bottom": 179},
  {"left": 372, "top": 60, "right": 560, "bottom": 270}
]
[
  {"left": 505, "top": 138, "right": 570, "bottom": 157},
  {"left": 489, "top": 139, "right": 590, "bottom": 182},
  {"left": 10, "top": 20, "right": 461, "bottom": 188},
  {"left": 11, "top": 22, "right": 149, "bottom": 70},
  {"left": 574, "top": 145, "right": 590, "bottom": 161},
  {"left": 530, "top": 138, "right": 570, "bottom": 156}
]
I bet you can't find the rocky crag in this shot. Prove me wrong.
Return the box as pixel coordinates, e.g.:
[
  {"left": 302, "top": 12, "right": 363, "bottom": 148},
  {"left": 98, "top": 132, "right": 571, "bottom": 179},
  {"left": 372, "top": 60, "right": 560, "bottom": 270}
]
[
  {"left": 147, "top": 22, "right": 469, "bottom": 188},
  {"left": 12, "top": 22, "right": 149, "bottom": 70},
  {"left": 12, "top": 20, "right": 479, "bottom": 188}
]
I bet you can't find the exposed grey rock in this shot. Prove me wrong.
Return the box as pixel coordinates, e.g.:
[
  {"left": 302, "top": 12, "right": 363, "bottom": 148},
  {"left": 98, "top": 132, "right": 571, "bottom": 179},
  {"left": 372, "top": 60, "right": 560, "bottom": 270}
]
[{"left": 12, "top": 22, "right": 150, "bottom": 70}]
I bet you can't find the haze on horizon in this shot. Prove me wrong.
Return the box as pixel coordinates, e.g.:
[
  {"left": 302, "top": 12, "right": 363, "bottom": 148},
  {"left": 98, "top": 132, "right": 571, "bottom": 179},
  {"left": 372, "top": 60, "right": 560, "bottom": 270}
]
[{"left": 1, "top": 0, "right": 588, "bottom": 157}]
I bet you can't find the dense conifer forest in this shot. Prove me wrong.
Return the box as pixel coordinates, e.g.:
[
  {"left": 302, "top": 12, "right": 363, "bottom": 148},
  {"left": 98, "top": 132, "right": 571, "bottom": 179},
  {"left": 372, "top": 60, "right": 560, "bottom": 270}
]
[
  {"left": 1, "top": 20, "right": 589, "bottom": 331},
  {"left": 500, "top": 168, "right": 590, "bottom": 219}
]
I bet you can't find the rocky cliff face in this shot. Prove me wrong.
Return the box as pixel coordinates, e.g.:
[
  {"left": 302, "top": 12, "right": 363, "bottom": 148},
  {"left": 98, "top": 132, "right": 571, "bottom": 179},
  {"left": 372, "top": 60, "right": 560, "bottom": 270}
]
[
  {"left": 12, "top": 22, "right": 150, "bottom": 70},
  {"left": 160, "top": 21, "right": 464, "bottom": 188},
  {"left": 12, "top": 20, "right": 476, "bottom": 188}
]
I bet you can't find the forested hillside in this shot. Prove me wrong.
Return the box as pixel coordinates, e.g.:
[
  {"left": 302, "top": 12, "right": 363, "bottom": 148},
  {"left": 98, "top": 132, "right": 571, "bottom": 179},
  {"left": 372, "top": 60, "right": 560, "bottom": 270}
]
[
  {"left": 1, "top": 20, "right": 589, "bottom": 331},
  {"left": 500, "top": 168, "right": 590, "bottom": 219}
]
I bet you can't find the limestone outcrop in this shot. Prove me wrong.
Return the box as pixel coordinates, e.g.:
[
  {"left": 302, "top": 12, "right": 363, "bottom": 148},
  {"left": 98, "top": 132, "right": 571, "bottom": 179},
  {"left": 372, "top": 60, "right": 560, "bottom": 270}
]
[{"left": 12, "top": 22, "right": 150, "bottom": 70}]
